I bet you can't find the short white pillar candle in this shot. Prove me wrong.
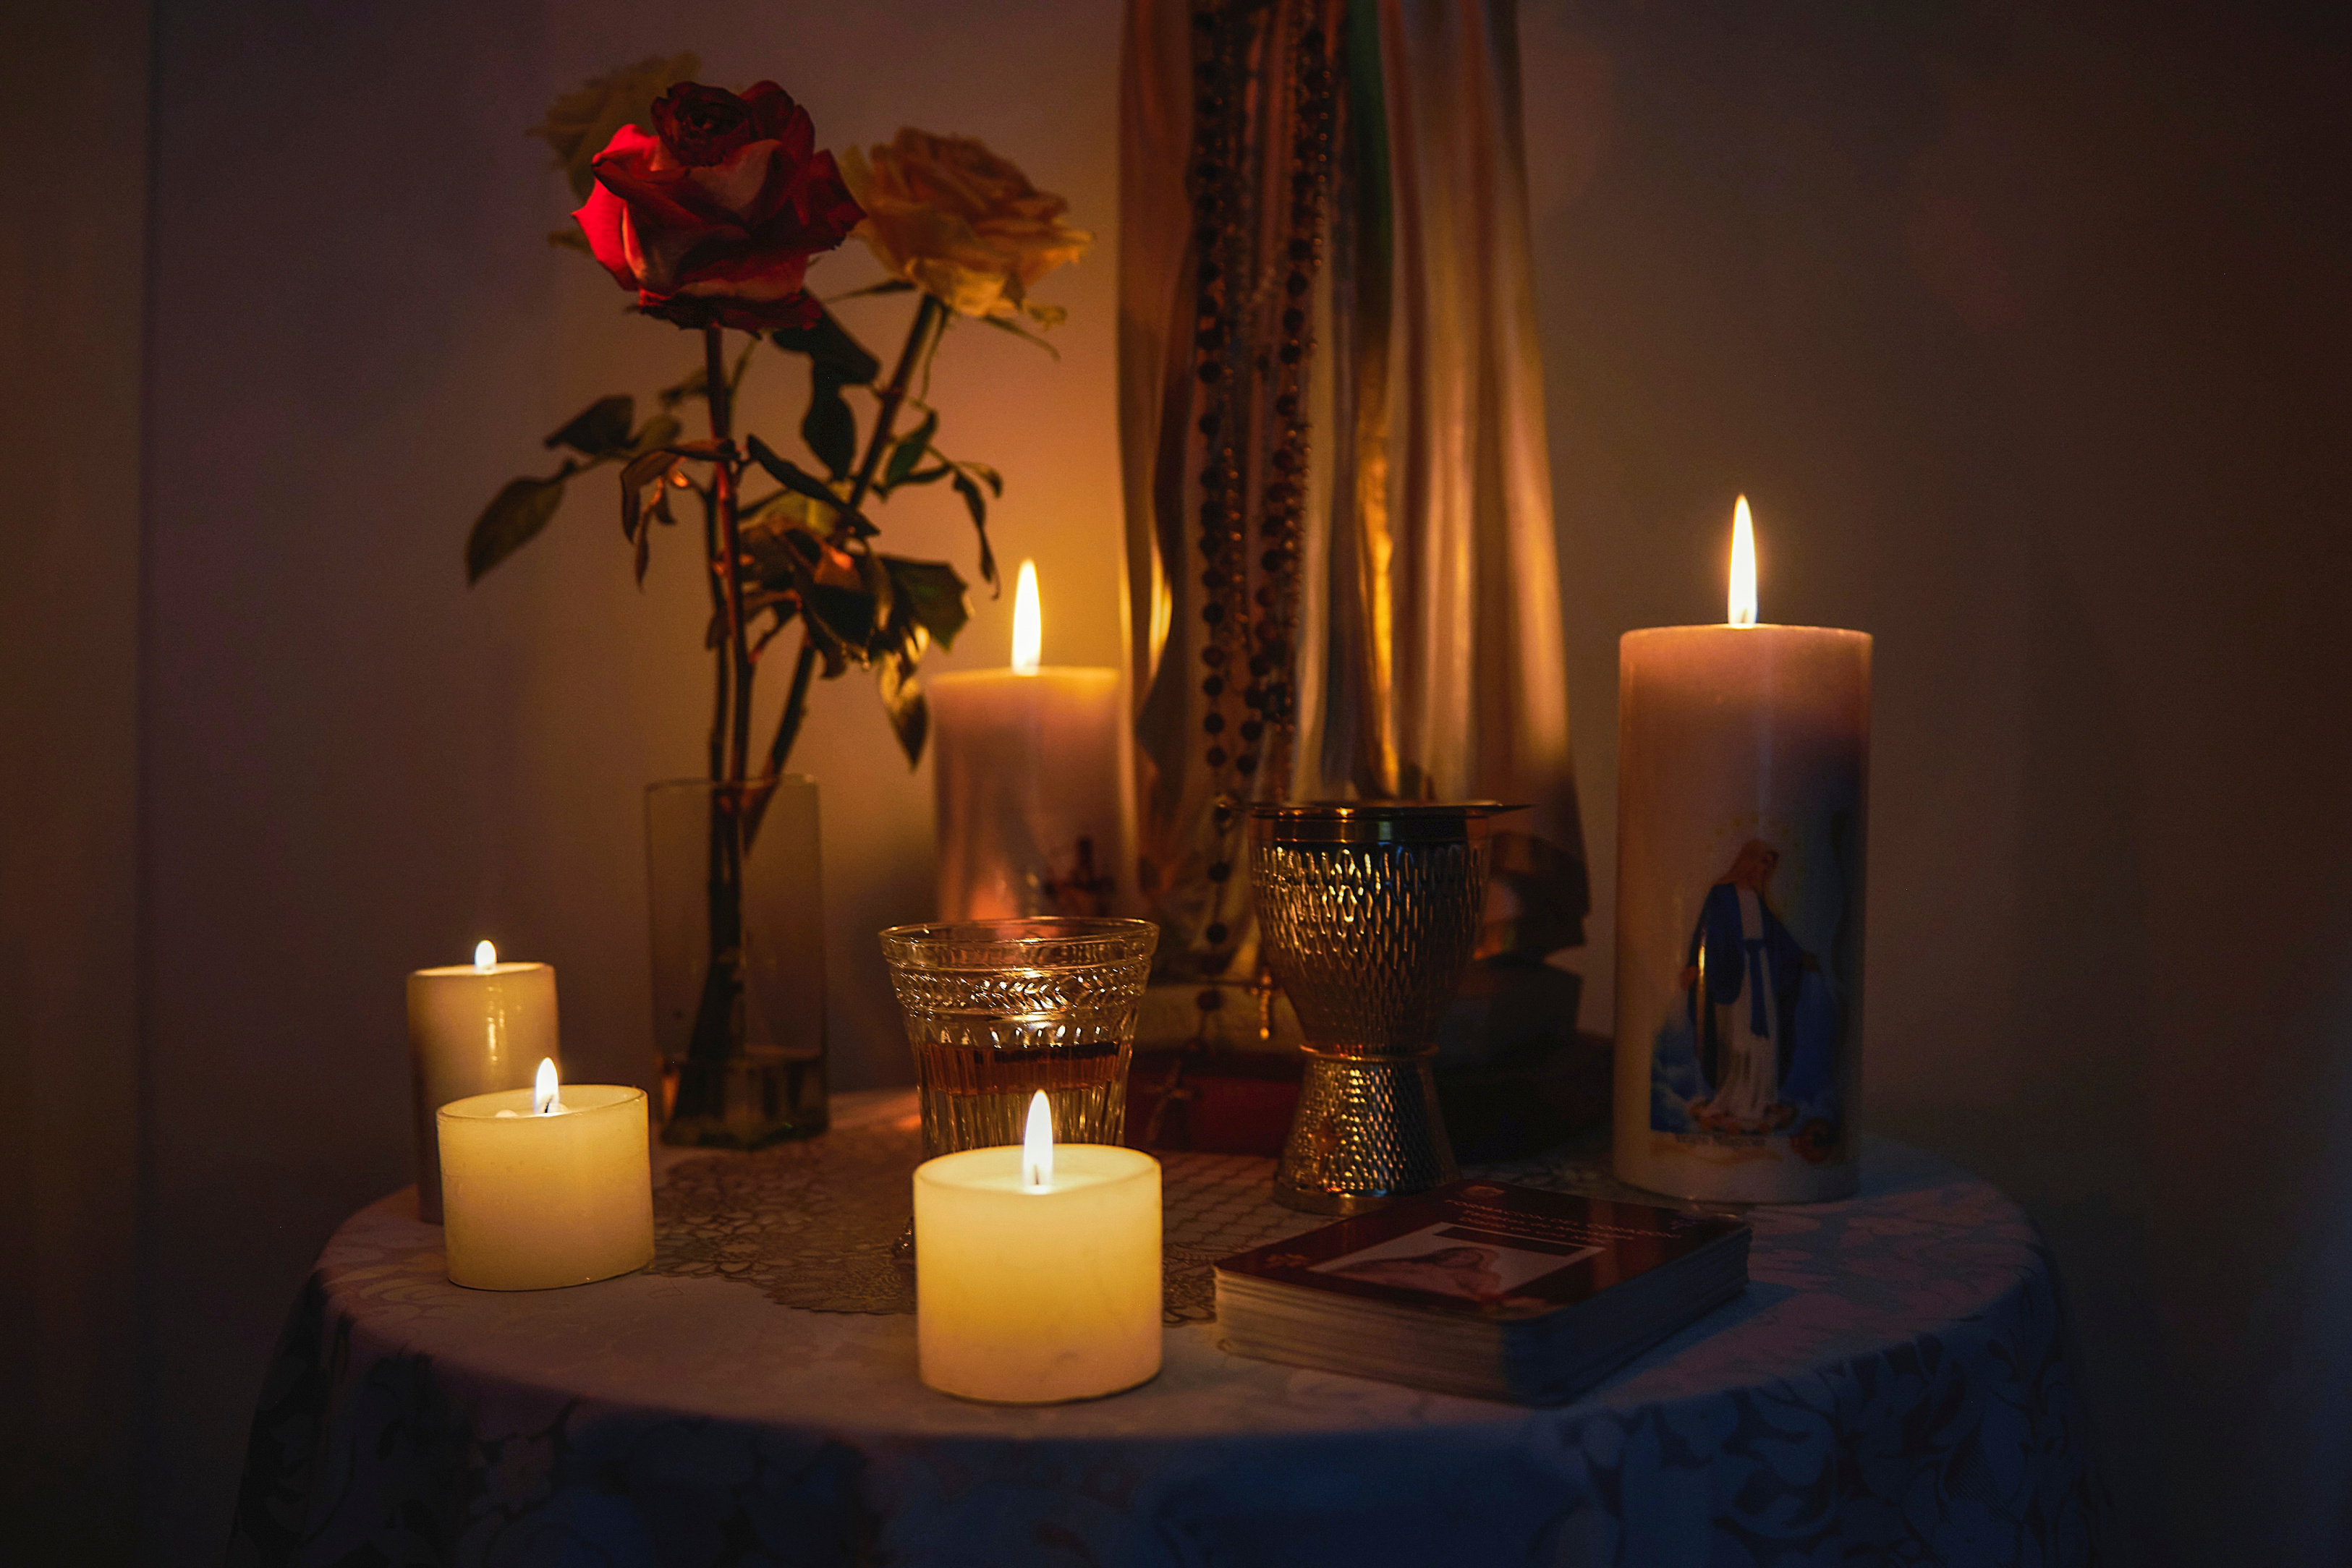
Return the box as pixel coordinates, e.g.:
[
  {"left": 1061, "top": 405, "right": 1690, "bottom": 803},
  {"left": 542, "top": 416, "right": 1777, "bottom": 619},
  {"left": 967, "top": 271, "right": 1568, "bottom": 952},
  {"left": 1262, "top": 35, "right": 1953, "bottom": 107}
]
[
  {"left": 407, "top": 940, "right": 558, "bottom": 1222},
  {"left": 914, "top": 1092, "right": 1161, "bottom": 1402},
  {"left": 437, "top": 1061, "right": 654, "bottom": 1290}
]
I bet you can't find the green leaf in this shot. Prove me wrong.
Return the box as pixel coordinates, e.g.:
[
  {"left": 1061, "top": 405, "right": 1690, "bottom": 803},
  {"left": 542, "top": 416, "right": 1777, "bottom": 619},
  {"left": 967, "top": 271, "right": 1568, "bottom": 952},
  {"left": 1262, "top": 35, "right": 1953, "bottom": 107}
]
[
  {"left": 769, "top": 305, "right": 880, "bottom": 385},
  {"left": 530, "top": 54, "right": 700, "bottom": 201},
  {"left": 738, "top": 514, "right": 823, "bottom": 591},
  {"left": 856, "top": 551, "right": 895, "bottom": 630},
  {"left": 618, "top": 447, "right": 681, "bottom": 541},
  {"left": 797, "top": 595, "right": 856, "bottom": 677},
  {"left": 750, "top": 602, "right": 799, "bottom": 658},
  {"left": 950, "top": 471, "right": 998, "bottom": 589},
  {"left": 881, "top": 556, "right": 970, "bottom": 651},
  {"left": 773, "top": 309, "right": 870, "bottom": 480},
  {"left": 744, "top": 435, "right": 877, "bottom": 537},
  {"left": 805, "top": 584, "right": 878, "bottom": 650},
  {"left": 547, "top": 229, "right": 593, "bottom": 254},
  {"left": 545, "top": 395, "right": 636, "bottom": 457},
  {"left": 629, "top": 414, "right": 683, "bottom": 453},
  {"left": 739, "top": 487, "right": 828, "bottom": 534},
  {"left": 802, "top": 365, "right": 858, "bottom": 482},
  {"left": 619, "top": 447, "right": 680, "bottom": 493},
  {"left": 826, "top": 278, "right": 919, "bottom": 302},
  {"left": 876, "top": 654, "right": 929, "bottom": 766},
  {"left": 980, "top": 313, "right": 1061, "bottom": 359},
  {"left": 960, "top": 459, "right": 1005, "bottom": 498},
  {"left": 882, "top": 409, "right": 940, "bottom": 492},
  {"left": 654, "top": 338, "right": 753, "bottom": 411},
  {"left": 745, "top": 435, "right": 841, "bottom": 503},
  {"left": 466, "top": 474, "right": 568, "bottom": 584},
  {"left": 655, "top": 362, "right": 708, "bottom": 410}
]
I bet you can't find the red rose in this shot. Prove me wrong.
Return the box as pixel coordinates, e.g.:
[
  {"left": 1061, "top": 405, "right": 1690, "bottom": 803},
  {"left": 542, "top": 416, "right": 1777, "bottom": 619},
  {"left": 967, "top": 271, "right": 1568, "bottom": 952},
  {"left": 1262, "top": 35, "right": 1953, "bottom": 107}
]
[{"left": 574, "top": 80, "right": 862, "bottom": 332}]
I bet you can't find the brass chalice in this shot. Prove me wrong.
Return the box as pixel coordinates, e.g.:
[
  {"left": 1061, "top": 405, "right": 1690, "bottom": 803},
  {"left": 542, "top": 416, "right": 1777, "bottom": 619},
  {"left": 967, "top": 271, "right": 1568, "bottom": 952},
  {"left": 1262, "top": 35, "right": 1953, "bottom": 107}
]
[{"left": 1248, "top": 801, "right": 1519, "bottom": 1214}]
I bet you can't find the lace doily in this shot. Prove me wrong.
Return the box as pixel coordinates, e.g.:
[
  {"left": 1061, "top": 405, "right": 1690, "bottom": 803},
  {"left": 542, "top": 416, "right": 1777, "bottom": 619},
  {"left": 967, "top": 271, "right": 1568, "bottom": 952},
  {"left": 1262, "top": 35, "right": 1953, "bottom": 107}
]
[
  {"left": 653, "top": 1105, "right": 1332, "bottom": 1323},
  {"left": 648, "top": 1094, "right": 1653, "bottom": 1324}
]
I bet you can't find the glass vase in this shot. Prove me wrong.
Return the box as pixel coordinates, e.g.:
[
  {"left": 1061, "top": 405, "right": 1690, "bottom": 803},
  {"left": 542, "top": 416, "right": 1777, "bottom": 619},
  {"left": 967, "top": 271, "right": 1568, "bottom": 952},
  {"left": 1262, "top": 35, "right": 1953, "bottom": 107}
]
[{"left": 645, "top": 776, "right": 828, "bottom": 1148}]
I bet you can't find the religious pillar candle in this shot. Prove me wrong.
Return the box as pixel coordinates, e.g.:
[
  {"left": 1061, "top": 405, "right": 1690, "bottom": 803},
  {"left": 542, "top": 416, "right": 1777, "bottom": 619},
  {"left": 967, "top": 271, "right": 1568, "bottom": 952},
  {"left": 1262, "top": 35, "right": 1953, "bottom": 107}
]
[
  {"left": 929, "top": 560, "right": 1126, "bottom": 919},
  {"left": 437, "top": 1059, "right": 655, "bottom": 1290},
  {"left": 1613, "top": 498, "right": 1871, "bottom": 1203},
  {"left": 407, "top": 940, "right": 558, "bottom": 1222},
  {"left": 914, "top": 1091, "right": 1161, "bottom": 1402}
]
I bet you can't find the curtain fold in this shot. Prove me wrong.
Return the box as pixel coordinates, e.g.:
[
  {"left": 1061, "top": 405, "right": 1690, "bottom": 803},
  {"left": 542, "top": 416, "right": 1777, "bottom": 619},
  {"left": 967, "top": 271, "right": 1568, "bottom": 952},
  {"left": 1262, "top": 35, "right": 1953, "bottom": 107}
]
[{"left": 1120, "top": 0, "right": 1587, "bottom": 1031}]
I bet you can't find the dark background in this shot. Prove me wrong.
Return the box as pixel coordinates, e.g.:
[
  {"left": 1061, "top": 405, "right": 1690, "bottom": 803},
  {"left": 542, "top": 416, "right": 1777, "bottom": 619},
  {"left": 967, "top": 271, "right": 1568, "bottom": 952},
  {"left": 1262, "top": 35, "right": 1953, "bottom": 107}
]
[{"left": 4, "top": 1, "right": 2347, "bottom": 1562}]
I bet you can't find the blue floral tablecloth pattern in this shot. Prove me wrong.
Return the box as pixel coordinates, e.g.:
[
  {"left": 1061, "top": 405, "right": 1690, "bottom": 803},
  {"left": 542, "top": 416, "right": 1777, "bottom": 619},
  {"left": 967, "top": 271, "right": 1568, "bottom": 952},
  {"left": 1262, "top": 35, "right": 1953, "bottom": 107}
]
[{"left": 227, "top": 1096, "right": 2100, "bottom": 1567}]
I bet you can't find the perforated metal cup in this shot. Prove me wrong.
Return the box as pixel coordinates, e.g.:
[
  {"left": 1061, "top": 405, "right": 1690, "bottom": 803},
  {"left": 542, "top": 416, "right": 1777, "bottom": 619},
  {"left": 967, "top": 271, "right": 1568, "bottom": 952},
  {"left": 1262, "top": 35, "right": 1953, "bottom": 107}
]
[{"left": 1249, "top": 802, "right": 1519, "bottom": 1213}]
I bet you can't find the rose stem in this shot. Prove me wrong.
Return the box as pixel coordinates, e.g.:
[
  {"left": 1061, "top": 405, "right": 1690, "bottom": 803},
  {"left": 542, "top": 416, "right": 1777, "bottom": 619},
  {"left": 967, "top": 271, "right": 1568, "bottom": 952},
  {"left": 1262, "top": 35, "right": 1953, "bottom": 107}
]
[
  {"left": 762, "top": 291, "right": 946, "bottom": 779},
  {"left": 704, "top": 323, "right": 754, "bottom": 785},
  {"left": 764, "top": 637, "right": 818, "bottom": 777},
  {"left": 700, "top": 483, "right": 730, "bottom": 782},
  {"left": 845, "top": 292, "right": 946, "bottom": 515},
  {"left": 684, "top": 323, "right": 755, "bottom": 1115}
]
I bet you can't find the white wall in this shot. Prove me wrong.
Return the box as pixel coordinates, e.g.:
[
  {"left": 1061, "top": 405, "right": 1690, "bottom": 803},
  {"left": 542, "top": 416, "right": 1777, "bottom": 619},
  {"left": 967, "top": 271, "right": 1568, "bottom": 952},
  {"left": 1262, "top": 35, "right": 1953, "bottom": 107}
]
[
  {"left": 137, "top": 0, "right": 1121, "bottom": 1555},
  {"left": 0, "top": 0, "right": 2337, "bottom": 1561},
  {"left": 0, "top": 5, "right": 150, "bottom": 1564},
  {"left": 1522, "top": 3, "right": 2352, "bottom": 1562}
]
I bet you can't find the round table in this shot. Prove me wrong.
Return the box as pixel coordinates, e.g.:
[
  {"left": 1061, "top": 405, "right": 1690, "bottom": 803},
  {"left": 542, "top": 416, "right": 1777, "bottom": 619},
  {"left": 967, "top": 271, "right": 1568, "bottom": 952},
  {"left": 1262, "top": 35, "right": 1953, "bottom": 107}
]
[{"left": 227, "top": 1091, "right": 2100, "bottom": 1567}]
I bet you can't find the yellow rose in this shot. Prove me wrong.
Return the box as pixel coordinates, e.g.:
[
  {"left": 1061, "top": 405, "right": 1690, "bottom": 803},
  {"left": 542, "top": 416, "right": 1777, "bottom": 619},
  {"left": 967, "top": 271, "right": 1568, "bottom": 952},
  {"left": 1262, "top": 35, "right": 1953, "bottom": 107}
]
[{"left": 839, "top": 129, "right": 1091, "bottom": 320}]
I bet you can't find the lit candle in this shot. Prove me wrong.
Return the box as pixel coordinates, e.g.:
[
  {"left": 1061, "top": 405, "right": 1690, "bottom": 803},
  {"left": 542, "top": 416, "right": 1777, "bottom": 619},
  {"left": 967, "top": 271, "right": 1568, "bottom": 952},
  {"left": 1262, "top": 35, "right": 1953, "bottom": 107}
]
[
  {"left": 928, "top": 561, "right": 1126, "bottom": 918},
  {"left": 407, "top": 939, "right": 558, "bottom": 1222},
  {"left": 437, "top": 1058, "right": 654, "bottom": 1290},
  {"left": 914, "top": 1091, "right": 1161, "bottom": 1402},
  {"left": 1613, "top": 497, "right": 1871, "bottom": 1203}
]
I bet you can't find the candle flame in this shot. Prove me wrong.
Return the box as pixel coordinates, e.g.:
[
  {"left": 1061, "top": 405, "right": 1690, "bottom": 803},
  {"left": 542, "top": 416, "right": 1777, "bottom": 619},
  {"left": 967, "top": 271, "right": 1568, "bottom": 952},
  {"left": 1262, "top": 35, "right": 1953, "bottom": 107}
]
[
  {"left": 474, "top": 939, "right": 496, "bottom": 970},
  {"left": 1022, "top": 1090, "right": 1053, "bottom": 1190},
  {"left": 1728, "top": 495, "right": 1759, "bottom": 627},
  {"left": 533, "top": 1057, "right": 564, "bottom": 1115},
  {"left": 1011, "top": 559, "right": 1041, "bottom": 676}
]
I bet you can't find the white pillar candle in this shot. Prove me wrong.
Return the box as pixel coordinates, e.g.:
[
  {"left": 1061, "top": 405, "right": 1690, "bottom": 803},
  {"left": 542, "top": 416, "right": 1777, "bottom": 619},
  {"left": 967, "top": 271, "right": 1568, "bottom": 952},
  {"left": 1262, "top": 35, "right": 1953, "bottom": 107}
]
[
  {"left": 1613, "top": 498, "right": 1872, "bottom": 1203},
  {"left": 930, "top": 561, "right": 1126, "bottom": 919},
  {"left": 437, "top": 1060, "right": 654, "bottom": 1290},
  {"left": 407, "top": 940, "right": 558, "bottom": 1222},
  {"left": 914, "top": 1091, "right": 1161, "bottom": 1403}
]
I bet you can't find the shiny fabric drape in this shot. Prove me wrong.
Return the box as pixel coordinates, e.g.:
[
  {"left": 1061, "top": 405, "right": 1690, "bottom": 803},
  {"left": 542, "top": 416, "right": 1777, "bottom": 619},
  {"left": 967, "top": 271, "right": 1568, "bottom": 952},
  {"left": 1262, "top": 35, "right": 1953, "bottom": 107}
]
[{"left": 1121, "top": 0, "right": 1587, "bottom": 1001}]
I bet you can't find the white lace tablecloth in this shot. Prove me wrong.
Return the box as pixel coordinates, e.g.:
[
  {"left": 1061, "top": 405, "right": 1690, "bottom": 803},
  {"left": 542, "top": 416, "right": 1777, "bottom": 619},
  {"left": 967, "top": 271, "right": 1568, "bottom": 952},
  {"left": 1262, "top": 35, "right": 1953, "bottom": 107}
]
[{"left": 228, "top": 1091, "right": 2100, "bottom": 1566}]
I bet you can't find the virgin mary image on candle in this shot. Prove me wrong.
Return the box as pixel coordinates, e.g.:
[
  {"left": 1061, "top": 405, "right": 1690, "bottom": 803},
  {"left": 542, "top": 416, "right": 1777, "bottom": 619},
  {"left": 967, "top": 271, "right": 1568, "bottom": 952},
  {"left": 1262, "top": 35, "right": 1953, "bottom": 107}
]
[{"left": 1655, "top": 838, "right": 1844, "bottom": 1155}]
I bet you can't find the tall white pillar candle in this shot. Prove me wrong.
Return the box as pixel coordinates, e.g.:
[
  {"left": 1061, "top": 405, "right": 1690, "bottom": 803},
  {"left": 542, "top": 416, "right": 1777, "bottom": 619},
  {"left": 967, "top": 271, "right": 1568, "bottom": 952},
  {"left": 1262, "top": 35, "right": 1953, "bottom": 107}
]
[
  {"left": 914, "top": 1092, "right": 1161, "bottom": 1402},
  {"left": 437, "top": 1062, "right": 654, "bottom": 1290},
  {"left": 930, "top": 561, "right": 1127, "bottom": 919},
  {"left": 1613, "top": 499, "right": 1871, "bottom": 1203},
  {"left": 407, "top": 941, "right": 558, "bottom": 1222}
]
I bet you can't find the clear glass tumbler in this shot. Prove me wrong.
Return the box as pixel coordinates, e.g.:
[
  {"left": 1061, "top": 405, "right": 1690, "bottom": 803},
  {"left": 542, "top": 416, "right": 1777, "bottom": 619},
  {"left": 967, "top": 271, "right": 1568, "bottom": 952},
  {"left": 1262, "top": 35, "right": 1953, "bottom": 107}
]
[{"left": 879, "top": 918, "right": 1158, "bottom": 1158}]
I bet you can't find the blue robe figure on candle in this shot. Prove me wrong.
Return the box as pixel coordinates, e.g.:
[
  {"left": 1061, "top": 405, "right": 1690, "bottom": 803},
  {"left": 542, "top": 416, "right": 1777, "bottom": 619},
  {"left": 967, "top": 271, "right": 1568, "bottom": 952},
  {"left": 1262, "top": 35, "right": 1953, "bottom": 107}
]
[{"left": 1680, "top": 840, "right": 1816, "bottom": 1134}]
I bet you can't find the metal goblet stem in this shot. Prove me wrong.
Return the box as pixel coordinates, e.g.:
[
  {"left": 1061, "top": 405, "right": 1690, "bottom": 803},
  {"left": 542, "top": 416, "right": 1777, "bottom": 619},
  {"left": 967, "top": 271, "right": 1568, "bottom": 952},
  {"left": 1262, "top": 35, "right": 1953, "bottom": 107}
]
[{"left": 1248, "top": 803, "right": 1516, "bottom": 1214}]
